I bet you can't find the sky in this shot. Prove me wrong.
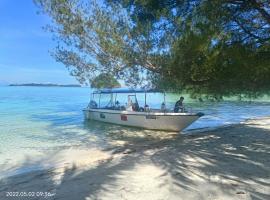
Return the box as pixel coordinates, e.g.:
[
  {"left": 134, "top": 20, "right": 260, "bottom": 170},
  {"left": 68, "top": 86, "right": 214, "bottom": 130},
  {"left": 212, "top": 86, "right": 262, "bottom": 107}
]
[{"left": 0, "top": 0, "right": 78, "bottom": 85}]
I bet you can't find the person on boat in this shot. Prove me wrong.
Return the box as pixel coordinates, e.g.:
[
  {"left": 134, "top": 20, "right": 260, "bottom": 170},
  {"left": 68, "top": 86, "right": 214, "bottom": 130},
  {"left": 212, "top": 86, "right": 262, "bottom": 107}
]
[
  {"left": 89, "top": 100, "right": 98, "bottom": 108},
  {"left": 115, "top": 101, "right": 120, "bottom": 110},
  {"left": 132, "top": 100, "right": 140, "bottom": 111},
  {"left": 126, "top": 96, "right": 133, "bottom": 111},
  {"left": 144, "top": 104, "right": 150, "bottom": 112},
  {"left": 161, "top": 102, "right": 166, "bottom": 112},
  {"left": 174, "top": 96, "right": 184, "bottom": 113}
]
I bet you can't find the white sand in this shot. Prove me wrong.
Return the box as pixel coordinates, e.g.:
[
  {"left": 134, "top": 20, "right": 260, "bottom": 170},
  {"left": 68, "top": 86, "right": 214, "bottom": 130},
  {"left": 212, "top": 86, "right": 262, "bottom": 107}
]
[{"left": 0, "top": 117, "right": 270, "bottom": 200}]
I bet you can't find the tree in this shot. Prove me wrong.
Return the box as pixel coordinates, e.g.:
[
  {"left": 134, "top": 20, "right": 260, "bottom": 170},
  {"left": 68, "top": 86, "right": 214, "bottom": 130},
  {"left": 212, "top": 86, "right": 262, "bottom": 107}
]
[
  {"left": 34, "top": 0, "right": 163, "bottom": 87},
  {"left": 34, "top": 0, "right": 270, "bottom": 98},
  {"left": 111, "top": 0, "right": 270, "bottom": 98},
  {"left": 91, "top": 73, "right": 121, "bottom": 89},
  {"left": 112, "top": 0, "right": 270, "bottom": 46}
]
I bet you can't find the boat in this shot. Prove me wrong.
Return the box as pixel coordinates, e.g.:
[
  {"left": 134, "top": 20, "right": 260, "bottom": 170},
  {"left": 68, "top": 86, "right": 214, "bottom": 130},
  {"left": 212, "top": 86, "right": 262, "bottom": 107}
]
[{"left": 83, "top": 88, "right": 204, "bottom": 132}]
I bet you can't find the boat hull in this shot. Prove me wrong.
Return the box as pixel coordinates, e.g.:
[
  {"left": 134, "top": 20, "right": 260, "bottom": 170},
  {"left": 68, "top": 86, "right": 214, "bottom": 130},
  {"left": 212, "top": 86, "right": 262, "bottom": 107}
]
[{"left": 83, "top": 109, "right": 202, "bottom": 132}]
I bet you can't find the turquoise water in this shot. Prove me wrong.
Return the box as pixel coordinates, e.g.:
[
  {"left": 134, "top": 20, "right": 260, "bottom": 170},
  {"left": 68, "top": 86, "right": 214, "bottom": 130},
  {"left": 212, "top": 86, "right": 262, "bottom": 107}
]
[{"left": 0, "top": 86, "right": 270, "bottom": 177}]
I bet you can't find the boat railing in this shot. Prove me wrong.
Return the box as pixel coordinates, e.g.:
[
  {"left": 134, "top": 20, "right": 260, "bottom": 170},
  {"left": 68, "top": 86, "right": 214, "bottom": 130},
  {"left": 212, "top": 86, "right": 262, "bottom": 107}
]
[{"left": 87, "top": 104, "right": 195, "bottom": 114}]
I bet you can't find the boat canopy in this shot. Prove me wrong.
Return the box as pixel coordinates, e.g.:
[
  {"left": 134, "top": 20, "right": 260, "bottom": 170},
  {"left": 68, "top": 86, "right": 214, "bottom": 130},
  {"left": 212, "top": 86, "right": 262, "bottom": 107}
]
[{"left": 92, "top": 88, "right": 163, "bottom": 94}]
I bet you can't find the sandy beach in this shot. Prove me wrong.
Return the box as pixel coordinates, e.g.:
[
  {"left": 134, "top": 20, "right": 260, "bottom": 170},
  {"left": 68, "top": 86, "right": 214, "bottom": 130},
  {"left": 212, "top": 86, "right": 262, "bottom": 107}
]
[{"left": 0, "top": 117, "right": 269, "bottom": 200}]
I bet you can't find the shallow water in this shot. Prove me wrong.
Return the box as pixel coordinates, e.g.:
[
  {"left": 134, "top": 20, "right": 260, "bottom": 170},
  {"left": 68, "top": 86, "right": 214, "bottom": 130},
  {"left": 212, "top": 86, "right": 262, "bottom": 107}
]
[{"left": 0, "top": 86, "right": 270, "bottom": 177}]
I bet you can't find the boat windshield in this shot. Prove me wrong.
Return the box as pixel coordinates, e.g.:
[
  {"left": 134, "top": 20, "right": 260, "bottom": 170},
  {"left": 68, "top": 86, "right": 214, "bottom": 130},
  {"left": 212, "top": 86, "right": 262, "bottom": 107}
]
[{"left": 89, "top": 91, "right": 168, "bottom": 112}]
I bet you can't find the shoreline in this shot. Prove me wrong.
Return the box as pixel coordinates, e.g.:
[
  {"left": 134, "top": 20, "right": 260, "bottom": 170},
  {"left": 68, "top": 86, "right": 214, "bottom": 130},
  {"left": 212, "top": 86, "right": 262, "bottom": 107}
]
[
  {"left": 184, "top": 116, "right": 270, "bottom": 134},
  {"left": 0, "top": 118, "right": 247, "bottom": 180},
  {"left": 1, "top": 117, "right": 270, "bottom": 199}
]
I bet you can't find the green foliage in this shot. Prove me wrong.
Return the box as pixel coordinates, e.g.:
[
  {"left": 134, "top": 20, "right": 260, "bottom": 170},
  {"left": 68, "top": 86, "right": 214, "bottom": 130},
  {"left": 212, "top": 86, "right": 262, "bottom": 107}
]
[
  {"left": 34, "top": 0, "right": 270, "bottom": 98},
  {"left": 154, "top": 31, "right": 270, "bottom": 98},
  {"left": 113, "top": 0, "right": 270, "bottom": 98},
  {"left": 91, "top": 73, "right": 121, "bottom": 89},
  {"left": 34, "top": 0, "right": 162, "bottom": 86}
]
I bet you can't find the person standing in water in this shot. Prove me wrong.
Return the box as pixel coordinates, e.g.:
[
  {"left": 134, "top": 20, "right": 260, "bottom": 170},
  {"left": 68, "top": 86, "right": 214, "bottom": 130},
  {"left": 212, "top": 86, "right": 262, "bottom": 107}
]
[{"left": 174, "top": 96, "right": 185, "bottom": 113}]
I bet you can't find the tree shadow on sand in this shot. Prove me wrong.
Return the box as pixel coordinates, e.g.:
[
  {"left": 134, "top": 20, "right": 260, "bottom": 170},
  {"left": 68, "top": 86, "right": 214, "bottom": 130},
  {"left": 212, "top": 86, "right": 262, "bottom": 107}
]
[{"left": 0, "top": 120, "right": 270, "bottom": 200}]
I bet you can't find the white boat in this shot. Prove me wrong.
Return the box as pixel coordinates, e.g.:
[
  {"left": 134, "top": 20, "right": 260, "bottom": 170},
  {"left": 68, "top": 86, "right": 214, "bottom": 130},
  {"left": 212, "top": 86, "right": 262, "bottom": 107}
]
[{"left": 83, "top": 88, "right": 204, "bottom": 132}]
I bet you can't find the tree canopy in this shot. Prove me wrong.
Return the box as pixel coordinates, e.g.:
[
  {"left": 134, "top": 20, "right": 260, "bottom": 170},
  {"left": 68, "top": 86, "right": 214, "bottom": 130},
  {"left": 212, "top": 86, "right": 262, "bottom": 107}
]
[
  {"left": 91, "top": 73, "right": 121, "bottom": 89},
  {"left": 34, "top": 0, "right": 270, "bottom": 98}
]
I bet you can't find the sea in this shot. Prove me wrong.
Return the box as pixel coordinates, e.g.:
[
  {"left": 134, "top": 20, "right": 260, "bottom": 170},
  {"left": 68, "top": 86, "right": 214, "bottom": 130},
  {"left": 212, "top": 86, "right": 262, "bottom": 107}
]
[{"left": 0, "top": 86, "right": 270, "bottom": 178}]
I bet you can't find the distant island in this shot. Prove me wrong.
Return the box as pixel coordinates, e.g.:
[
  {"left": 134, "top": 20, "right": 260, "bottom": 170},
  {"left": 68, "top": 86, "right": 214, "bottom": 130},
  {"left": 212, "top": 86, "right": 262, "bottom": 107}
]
[{"left": 9, "top": 83, "right": 81, "bottom": 87}]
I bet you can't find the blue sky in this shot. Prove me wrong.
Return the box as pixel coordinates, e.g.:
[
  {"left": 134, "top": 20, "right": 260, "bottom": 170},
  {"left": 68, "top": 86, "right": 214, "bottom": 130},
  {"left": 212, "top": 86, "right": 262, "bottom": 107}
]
[{"left": 0, "top": 0, "right": 77, "bottom": 85}]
